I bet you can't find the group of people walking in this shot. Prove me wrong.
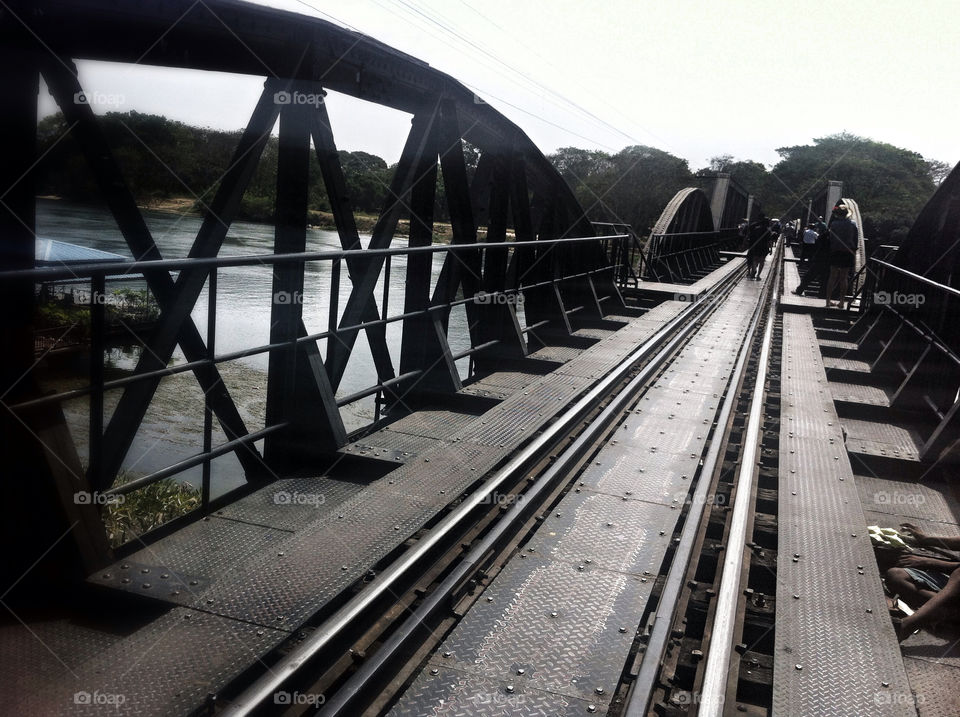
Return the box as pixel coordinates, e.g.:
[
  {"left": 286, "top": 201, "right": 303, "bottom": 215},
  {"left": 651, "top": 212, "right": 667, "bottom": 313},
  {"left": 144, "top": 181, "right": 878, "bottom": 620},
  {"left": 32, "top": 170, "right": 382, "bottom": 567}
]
[{"left": 740, "top": 205, "right": 858, "bottom": 307}]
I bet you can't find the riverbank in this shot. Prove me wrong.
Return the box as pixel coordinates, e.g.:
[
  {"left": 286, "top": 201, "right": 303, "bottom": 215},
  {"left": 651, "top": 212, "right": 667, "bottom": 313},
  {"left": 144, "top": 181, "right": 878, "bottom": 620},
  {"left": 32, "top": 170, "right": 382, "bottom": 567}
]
[{"left": 136, "top": 196, "right": 458, "bottom": 242}]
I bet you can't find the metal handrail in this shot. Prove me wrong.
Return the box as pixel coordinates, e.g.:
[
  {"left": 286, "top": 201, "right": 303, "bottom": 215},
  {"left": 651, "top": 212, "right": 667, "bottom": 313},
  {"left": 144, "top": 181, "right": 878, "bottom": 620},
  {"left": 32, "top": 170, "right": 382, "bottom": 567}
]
[
  {"left": 16, "top": 232, "right": 625, "bottom": 507},
  {"left": 869, "top": 258, "right": 960, "bottom": 299},
  {"left": 1, "top": 233, "right": 626, "bottom": 283}
]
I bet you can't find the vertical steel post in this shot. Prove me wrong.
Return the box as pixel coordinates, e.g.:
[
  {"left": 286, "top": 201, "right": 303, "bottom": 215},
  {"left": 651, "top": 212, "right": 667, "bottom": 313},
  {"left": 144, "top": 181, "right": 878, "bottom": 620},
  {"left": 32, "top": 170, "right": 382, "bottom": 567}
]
[
  {"left": 88, "top": 274, "right": 106, "bottom": 491},
  {"left": 202, "top": 268, "right": 217, "bottom": 510}
]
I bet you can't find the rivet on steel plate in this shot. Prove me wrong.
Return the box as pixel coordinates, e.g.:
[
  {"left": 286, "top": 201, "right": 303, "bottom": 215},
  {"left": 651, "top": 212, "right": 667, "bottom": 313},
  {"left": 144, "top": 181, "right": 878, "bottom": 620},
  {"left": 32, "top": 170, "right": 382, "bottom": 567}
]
[
  {"left": 141, "top": 583, "right": 151, "bottom": 589},
  {"left": 102, "top": 573, "right": 111, "bottom": 579},
  {"left": 394, "top": 525, "right": 400, "bottom": 530},
  {"left": 793, "top": 594, "right": 800, "bottom": 599},
  {"left": 121, "top": 564, "right": 129, "bottom": 570},
  {"left": 550, "top": 611, "right": 558, "bottom": 618},
  {"left": 866, "top": 608, "right": 872, "bottom": 613},
  {"left": 121, "top": 578, "right": 130, "bottom": 584},
  {"left": 487, "top": 597, "right": 494, "bottom": 602},
  {"left": 190, "top": 579, "right": 199, "bottom": 586},
  {"left": 517, "top": 668, "right": 525, "bottom": 675},
  {"left": 278, "top": 551, "right": 284, "bottom": 557},
  {"left": 341, "top": 565, "right": 348, "bottom": 571},
  {"left": 443, "top": 651, "right": 451, "bottom": 657},
  {"left": 160, "top": 573, "right": 169, "bottom": 579},
  {"left": 881, "top": 681, "right": 889, "bottom": 687},
  {"left": 430, "top": 668, "right": 439, "bottom": 675},
  {"left": 587, "top": 706, "right": 597, "bottom": 713},
  {"left": 256, "top": 630, "right": 264, "bottom": 636},
  {"left": 795, "top": 664, "right": 802, "bottom": 671},
  {"left": 595, "top": 687, "right": 604, "bottom": 695},
  {"left": 171, "top": 590, "right": 180, "bottom": 597},
  {"left": 206, "top": 599, "right": 214, "bottom": 605}
]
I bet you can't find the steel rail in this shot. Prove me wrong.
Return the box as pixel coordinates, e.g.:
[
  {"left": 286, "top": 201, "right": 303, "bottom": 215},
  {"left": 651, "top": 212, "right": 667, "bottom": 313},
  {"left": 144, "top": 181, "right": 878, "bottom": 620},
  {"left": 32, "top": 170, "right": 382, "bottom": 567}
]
[
  {"left": 624, "top": 241, "right": 780, "bottom": 717},
  {"left": 223, "top": 259, "right": 747, "bottom": 716},
  {"left": 697, "top": 245, "right": 781, "bottom": 717}
]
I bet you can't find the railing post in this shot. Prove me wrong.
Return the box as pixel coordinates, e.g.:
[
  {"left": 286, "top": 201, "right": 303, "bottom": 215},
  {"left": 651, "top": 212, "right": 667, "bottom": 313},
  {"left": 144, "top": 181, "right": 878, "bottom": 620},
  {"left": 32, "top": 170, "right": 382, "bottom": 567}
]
[
  {"left": 201, "top": 268, "right": 216, "bottom": 510},
  {"left": 88, "top": 273, "right": 106, "bottom": 491}
]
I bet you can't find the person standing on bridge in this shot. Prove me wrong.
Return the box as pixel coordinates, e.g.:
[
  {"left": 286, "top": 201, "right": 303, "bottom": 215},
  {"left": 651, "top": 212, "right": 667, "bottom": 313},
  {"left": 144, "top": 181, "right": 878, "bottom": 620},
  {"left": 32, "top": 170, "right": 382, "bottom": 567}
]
[
  {"left": 823, "top": 204, "right": 858, "bottom": 308},
  {"left": 746, "top": 214, "right": 772, "bottom": 280},
  {"left": 800, "top": 223, "right": 818, "bottom": 263}
]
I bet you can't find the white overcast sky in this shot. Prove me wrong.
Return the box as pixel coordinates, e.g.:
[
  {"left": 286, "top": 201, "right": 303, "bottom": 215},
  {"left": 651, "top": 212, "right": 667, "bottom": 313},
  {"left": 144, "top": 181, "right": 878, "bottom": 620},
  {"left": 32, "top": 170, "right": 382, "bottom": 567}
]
[{"left": 40, "top": 0, "right": 960, "bottom": 172}]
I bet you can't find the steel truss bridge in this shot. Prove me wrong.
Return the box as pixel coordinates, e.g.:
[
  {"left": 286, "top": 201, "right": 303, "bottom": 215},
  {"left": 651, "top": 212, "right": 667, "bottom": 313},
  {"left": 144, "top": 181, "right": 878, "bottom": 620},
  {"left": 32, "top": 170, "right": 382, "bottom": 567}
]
[{"left": 2, "top": 1, "right": 960, "bottom": 715}]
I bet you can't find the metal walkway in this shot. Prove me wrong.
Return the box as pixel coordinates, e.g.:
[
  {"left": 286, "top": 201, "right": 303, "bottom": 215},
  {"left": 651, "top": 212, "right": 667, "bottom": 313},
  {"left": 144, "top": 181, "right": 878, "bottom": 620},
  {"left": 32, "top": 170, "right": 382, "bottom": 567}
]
[
  {"left": 774, "top": 312, "right": 913, "bottom": 716},
  {"left": 390, "top": 275, "right": 764, "bottom": 715}
]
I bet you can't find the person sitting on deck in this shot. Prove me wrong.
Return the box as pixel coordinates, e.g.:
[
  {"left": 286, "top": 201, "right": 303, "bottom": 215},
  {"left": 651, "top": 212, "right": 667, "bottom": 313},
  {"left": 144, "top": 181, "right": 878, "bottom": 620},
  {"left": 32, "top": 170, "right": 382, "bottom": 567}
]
[{"left": 885, "top": 522, "right": 960, "bottom": 641}]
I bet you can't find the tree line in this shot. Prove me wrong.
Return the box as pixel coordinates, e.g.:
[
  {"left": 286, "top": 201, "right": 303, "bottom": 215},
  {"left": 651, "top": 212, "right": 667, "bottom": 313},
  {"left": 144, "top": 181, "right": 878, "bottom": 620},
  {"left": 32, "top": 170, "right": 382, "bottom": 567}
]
[{"left": 35, "top": 111, "right": 948, "bottom": 243}]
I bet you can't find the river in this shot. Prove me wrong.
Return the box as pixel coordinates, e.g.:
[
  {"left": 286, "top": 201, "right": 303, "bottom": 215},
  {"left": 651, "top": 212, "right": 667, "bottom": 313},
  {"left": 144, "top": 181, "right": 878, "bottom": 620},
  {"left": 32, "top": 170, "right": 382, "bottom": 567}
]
[{"left": 36, "top": 199, "right": 478, "bottom": 498}]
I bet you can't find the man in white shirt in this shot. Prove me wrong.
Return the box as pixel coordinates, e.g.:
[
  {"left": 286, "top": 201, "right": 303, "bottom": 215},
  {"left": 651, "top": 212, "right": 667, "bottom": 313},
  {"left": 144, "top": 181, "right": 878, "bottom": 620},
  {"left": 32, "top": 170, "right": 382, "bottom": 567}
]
[{"left": 800, "top": 224, "right": 818, "bottom": 263}]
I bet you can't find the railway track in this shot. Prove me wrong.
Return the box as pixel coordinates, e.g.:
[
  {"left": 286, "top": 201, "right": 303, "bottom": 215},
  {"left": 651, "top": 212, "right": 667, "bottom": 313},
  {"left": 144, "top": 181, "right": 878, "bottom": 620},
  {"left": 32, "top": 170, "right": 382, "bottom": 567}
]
[{"left": 208, "top": 246, "right": 783, "bottom": 717}]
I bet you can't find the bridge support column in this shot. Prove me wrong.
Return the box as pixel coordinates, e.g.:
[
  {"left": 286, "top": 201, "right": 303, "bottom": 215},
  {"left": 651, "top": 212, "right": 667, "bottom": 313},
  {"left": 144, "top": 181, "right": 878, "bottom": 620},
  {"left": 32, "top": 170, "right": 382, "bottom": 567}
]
[
  {"left": 1, "top": 44, "right": 110, "bottom": 596},
  {"left": 708, "top": 172, "right": 731, "bottom": 231},
  {"left": 264, "top": 101, "right": 345, "bottom": 471}
]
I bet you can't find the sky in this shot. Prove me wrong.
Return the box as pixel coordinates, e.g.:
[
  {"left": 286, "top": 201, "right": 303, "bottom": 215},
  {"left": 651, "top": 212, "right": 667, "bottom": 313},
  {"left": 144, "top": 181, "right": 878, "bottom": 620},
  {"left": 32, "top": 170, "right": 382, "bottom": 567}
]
[{"left": 38, "top": 0, "right": 960, "bottom": 172}]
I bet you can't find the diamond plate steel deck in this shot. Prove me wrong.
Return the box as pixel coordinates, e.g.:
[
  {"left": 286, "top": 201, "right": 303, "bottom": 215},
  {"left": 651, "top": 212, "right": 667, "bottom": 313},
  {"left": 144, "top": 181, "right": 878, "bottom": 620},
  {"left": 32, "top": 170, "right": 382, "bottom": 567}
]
[
  {"left": 389, "top": 664, "right": 610, "bottom": 716},
  {"left": 525, "top": 344, "right": 583, "bottom": 363},
  {"left": 89, "top": 515, "right": 291, "bottom": 604},
  {"left": 193, "top": 444, "right": 501, "bottom": 627},
  {"left": 467, "top": 371, "right": 542, "bottom": 392},
  {"left": 842, "top": 417, "right": 924, "bottom": 461},
  {"left": 53, "top": 608, "right": 285, "bottom": 717},
  {"left": 823, "top": 356, "right": 873, "bottom": 373},
  {"left": 215, "top": 477, "right": 365, "bottom": 530},
  {"left": 392, "top": 274, "right": 756, "bottom": 716},
  {"left": 385, "top": 408, "right": 483, "bottom": 440},
  {"left": 830, "top": 381, "right": 891, "bottom": 406},
  {"left": 571, "top": 326, "right": 616, "bottom": 340},
  {"left": 454, "top": 374, "right": 592, "bottom": 447},
  {"left": 339, "top": 430, "right": 444, "bottom": 462},
  {"left": 901, "top": 628, "right": 960, "bottom": 669},
  {"left": 774, "top": 312, "right": 914, "bottom": 717},
  {"left": 524, "top": 491, "right": 674, "bottom": 576},
  {"left": 819, "top": 338, "right": 860, "bottom": 352},
  {"left": 418, "top": 557, "right": 653, "bottom": 704},
  {"left": 0, "top": 617, "right": 124, "bottom": 714},
  {"left": 903, "top": 658, "right": 960, "bottom": 716},
  {"left": 854, "top": 476, "right": 959, "bottom": 523}
]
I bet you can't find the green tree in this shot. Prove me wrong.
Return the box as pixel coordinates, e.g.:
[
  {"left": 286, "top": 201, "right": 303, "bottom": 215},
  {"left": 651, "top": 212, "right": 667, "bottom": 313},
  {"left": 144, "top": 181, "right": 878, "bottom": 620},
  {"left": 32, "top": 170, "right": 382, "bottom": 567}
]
[{"left": 764, "top": 133, "right": 939, "bottom": 241}]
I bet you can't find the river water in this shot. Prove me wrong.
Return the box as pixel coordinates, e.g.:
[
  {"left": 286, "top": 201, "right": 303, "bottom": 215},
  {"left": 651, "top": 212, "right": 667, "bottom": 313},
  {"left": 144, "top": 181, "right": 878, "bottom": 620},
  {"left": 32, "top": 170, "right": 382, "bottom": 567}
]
[{"left": 36, "top": 199, "right": 476, "bottom": 498}]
